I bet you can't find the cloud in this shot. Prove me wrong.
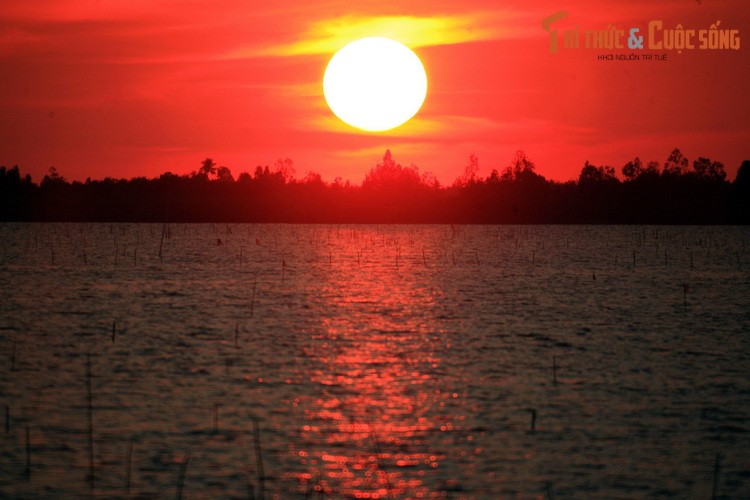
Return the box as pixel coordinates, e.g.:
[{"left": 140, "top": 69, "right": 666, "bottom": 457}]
[{"left": 234, "top": 12, "right": 522, "bottom": 58}]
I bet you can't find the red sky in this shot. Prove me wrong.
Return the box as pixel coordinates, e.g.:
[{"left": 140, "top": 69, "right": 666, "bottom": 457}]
[{"left": 1, "top": 0, "right": 748, "bottom": 184}]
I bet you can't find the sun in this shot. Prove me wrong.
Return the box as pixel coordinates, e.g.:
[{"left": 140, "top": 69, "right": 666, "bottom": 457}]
[{"left": 323, "top": 37, "right": 427, "bottom": 132}]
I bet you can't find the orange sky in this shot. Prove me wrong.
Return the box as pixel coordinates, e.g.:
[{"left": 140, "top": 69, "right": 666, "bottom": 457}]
[{"left": 1, "top": 0, "right": 748, "bottom": 184}]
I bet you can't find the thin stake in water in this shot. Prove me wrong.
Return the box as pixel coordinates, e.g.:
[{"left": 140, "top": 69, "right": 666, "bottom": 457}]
[
  {"left": 25, "top": 425, "right": 30, "bottom": 482},
  {"left": 712, "top": 452, "right": 721, "bottom": 500},
  {"left": 683, "top": 283, "right": 689, "bottom": 312},
  {"left": 527, "top": 408, "right": 537, "bottom": 433},
  {"left": 10, "top": 342, "right": 16, "bottom": 371},
  {"left": 125, "top": 442, "right": 133, "bottom": 496},
  {"left": 86, "top": 353, "right": 95, "bottom": 492},
  {"left": 545, "top": 481, "right": 555, "bottom": 500},
  {"left": 159, "top": 222, "right": 167, "bottom": 265},
  {"left": 112, "top": 321, "right": 116, "bottom": 343},
  {"left": 252, "top": 417, "right": 265, "bottom": 500},
  {"left": 250, "top": 281, "right": 257, "bottom": 318},
  {"left": 213, "top": 403, "right": 219, "bottom": 433},
  {"left": 553, "top": 356, "right": 558, "bottom": 385},
  {"left": 370, "top": 423, "right": 393, "bottom": 499},
  {"left": 175, "top": 452, "right": 191, "bottom": 500}
]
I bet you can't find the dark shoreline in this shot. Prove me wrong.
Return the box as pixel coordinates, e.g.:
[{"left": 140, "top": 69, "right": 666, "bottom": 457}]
[{"left": 2, "top": 158, "right": 749, "bottom": 224}]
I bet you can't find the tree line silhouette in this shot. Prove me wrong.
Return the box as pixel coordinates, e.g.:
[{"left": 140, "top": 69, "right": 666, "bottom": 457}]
[{"left": 1, "top": 148, "right": 748, "bottom": 223}]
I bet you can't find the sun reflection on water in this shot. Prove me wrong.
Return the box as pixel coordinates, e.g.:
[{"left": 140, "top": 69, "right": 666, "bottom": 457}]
[{"left": 288, "top": 229, "right": 470, "bottom": 498}]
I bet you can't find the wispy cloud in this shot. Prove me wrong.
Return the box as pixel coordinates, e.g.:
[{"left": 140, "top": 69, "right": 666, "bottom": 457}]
[{"left": 234, "top": 11, "right": 522, "bottom": 58}]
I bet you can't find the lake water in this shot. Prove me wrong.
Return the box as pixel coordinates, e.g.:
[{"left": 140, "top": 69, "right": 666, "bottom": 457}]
[{"left": 0, "top": 224, "right": 748, "bottom": 498}]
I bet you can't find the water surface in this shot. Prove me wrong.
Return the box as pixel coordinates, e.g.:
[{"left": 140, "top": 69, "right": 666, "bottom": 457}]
[{"left": 0, "top": 224, "right": 748, "bottom": 498}]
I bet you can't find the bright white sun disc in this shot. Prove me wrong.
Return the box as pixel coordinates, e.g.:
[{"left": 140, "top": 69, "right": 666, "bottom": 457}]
[{"left": 323, "top": 37, "right": 427, "bottom": 132}]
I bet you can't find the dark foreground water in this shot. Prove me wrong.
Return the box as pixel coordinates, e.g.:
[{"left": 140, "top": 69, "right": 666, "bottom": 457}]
[{"left": 0, "top": 224, "right": 748, "bottom": 498}]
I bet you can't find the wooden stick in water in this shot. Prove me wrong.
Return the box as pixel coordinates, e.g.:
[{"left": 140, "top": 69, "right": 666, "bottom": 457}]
[
  {"left": 683, "top": 284, "right": 688, "bottom": 312},
  {"left": 712, "top": 452, "right": 721, "bottom": 500},
  {"left": 527, "top": 408, "right": 537, "bottom": 433},
  {"left": 25, "top": 425, "right": 30, "bottom": 481},
  {"left": 86, "top": 353, "right": 95, "bottom": 492},
  {"left": 546, "top": 481, "right": 555, "bottom": 500},
  {"left": 159, "top": 222, "right": 167, "bottom": 266},
  {"left": 176, "top": 452, "right": 191, "bottom": 500},
  {"left": 125, "top": 442, "right": 133, "bottom": 496},
  {"left": 252, "top": 417, "right": 265, "bottom": 500},
  {"left": 250, "top": 281, "right": 257, "bottom": 318},
  {"left": 213, "top": 403, "right": 219, "bottom": 433},
  {"left": 553, "top": 356, "right": 558, "bottom": 385}
]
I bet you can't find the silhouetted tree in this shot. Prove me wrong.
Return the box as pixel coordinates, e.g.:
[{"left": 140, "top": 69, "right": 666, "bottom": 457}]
[
  {"left": 302, "top": 171, "right": 325, "bottom": 187},
  {"left": 663, "top": 148, "right": 688, "bottom": 176},
  {"left": 237, "top": 171, "right": 252, "bottom": 184},
  {"left": 579, "top": 161, "right": 618, "bottom": 184},
  {"left": 644, "top": 160, "right": 660, "bottom": 176},
  {"left": 275, "top": 158, "right": 295, "bottom": 183},
  {"left": 362, "top": 150, "right": 422, "bottom": 191},
  {"left": 735, "top": 160, "right": 750, "bottom": 190},
  {"left": 486, "top": 169, "right": 501, "bottom": 184},
  {"left": 0, "top": 166, "right": 34, "bottom": 220},
  {"left": 455, "top": 154, "right": 480, "bottom": 186},
  {"left": 198, "top": 158, "right": 217, "bottom": 179},
  {"left": 734, "top": 160, "right": 750, "bottom": 221},
  {"left": 41, "top": 166, "right": 66, "bottom": 187},
  {"left": 420, "top": 171, "right": 440, "bottom": 189},
  {"left": 0, "top": 150, "right": 745, "bottom": 223},
  {"left": 692, "top": 157, "right": 726, "bottom": 182},
  {"left": 253, "top": 165, "right": 284, "bottom": 185},
  {"left": 622, "top": 157, "right": 643, "bottom": 180},
  {"left": 501, "top": 150, "right": 536, "bottom": 181},
  {"left": 215, "top": 165, "right": 233, "bottom": 182}
]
